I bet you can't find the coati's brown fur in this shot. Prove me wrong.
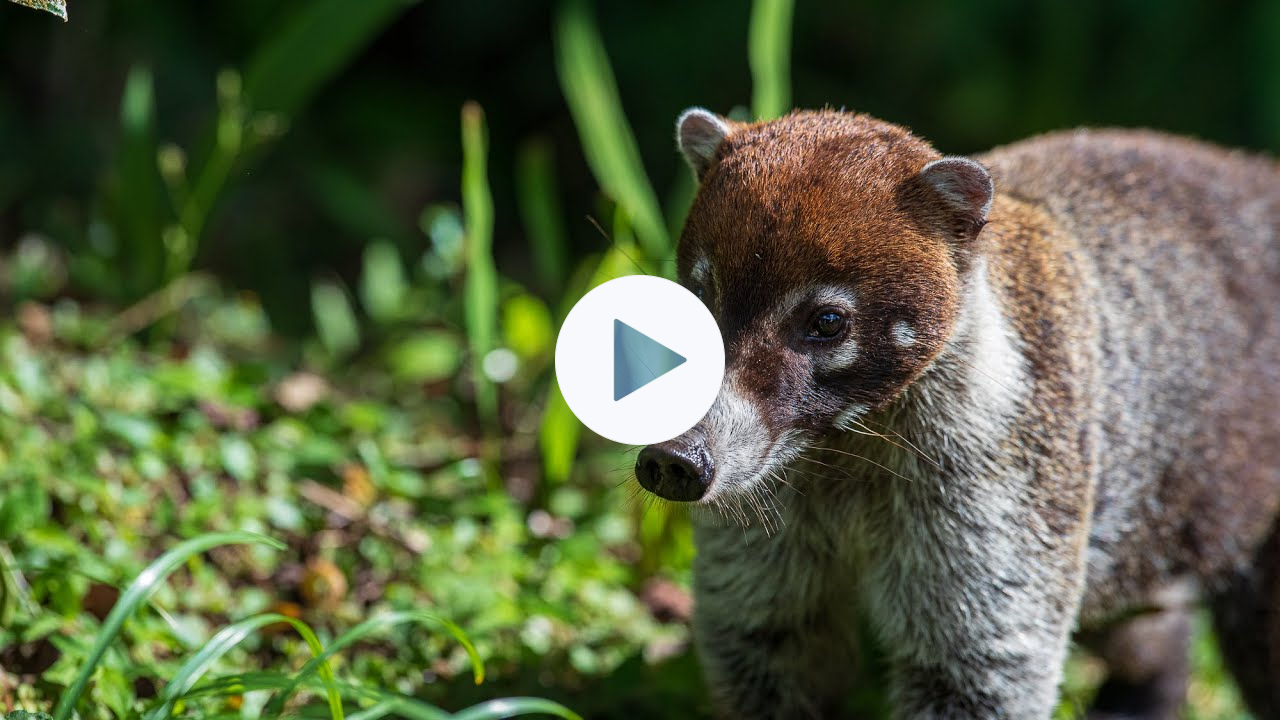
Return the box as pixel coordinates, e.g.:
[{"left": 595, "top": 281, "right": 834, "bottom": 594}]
[{"left": 635, "top": 108, "right": 1280, "bottom": 719}]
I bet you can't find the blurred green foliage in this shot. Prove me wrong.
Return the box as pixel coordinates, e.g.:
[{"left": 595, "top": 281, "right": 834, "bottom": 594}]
[
  {"left": 0, "top": 0, "right": 1271, "bottom": 717},
  {"left": 5, "top": 0, "right": 1279, "bottom": 326}
]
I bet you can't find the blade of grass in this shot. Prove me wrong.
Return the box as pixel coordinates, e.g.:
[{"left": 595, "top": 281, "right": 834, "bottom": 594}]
[
  {"left": 554, "top": 0, "right": 669, "bottom": 259},
  {"left": 262, "top": 610, "right": 483, "bottom": 717},
  {"left": 177, "top": 0, "right": 412, "bottom": 289},
  {"left": 241, "top": 0, "right": 412, "bottom": 119},
  {"left": 451, "top": 697, "right": 583, "bottom": 720},
  {"left": 103, "top": 65, "right": 171, "bottom": 300},
  {"left": 143, "top": 613, "right": 342, "bottom": 720},
  {"left": 749, "top": 0, "right": 796, "bottom": 120},
  {"left": 516, "top": 138, "right": 570, "bottom": 292},
  {"left": 51, "top": 532, "right": 285, "bottom": 720},
  {"left": 192, "top": 672, "right": 452, "bottom": 720},
  {"left": 539, "top": 378, "right": 581, "bottom": 486},
  {"left": 461, "top": 101, "right": 500, "bottom": 425}
]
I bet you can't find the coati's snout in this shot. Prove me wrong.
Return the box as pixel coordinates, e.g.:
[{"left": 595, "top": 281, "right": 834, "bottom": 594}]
[{"left": 635, "top": 436, "right": 714, "bottom": 501}]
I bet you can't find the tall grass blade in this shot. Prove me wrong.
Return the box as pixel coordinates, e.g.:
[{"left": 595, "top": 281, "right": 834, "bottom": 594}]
[
  {"left": 262, "top": 610, "right": 483, "bottom": 717},
  {"left": 51, "top": 532, "right": 285, "bottom": 720},
  {"left": 190, "top": 672, "right": 453, "bottom": 720},
  {"left": 516, "top": 138, "right": 570, "bottom": 292},
  {"left": 144, "top": 612, "right": 343, "bottom": 720},
  {"left": 451, "top": 697, "right": 583, "bottom": 720},
  {"left": 101, "top": 65, "right": 171, "bottom": 300},
  {"left": 554, "top": 0, "right": 669, "bottom": 258},
  {"left": 241, "top": 0, "right": 413, "bottom": 118},
  {"left": 749, "top": 0, "right": 796, "bottom": 120},
  {"left": 461, "top": 102, "right": 500, "bottom": 425},
  {"left": 177, "top": 0, "right": 412, "bottom": 293},
  {"left": 539, "top": 378, "right": 581, "bottom": 486}
]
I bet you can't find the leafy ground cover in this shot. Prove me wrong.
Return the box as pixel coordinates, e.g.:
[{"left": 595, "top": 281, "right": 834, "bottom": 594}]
[{"left": 0, "top": 265, "right": 701, "bottom": 718}]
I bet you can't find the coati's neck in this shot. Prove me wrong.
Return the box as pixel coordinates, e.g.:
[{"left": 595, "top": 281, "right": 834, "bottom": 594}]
[{"left": 868, "top": 252, "right": 1031, "bottom": 480}]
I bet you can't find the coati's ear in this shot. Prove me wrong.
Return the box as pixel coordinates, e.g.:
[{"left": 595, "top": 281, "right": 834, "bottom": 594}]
[
  {"left": 677, "top": 107, "right": 734, "bottom": 180},
  {"left": 913, "top": 157, "right": 994, "bottom": 240}
]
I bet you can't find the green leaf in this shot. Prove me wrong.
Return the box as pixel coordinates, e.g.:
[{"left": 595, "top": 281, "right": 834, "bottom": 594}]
[
  {"left": 101, "top": 65, "right": 172, "bottom": 300},
  {"left": 502, "top": 293, "right": 554, "bottom": 361},
  {"left": 554, "top": 0, "right": 669, "bottom": 259},
  {"left": 516, "top": 138, "right": 570, "bottom": 291},
  {"left": 749, "top": 0, "right": 796, "bottom": 121},
  {"left": 461, "top": 102, "right": 500, "bottom": 425},
  {"left": 52, "top": 532, "right": 285, "bottom": 720},
  {"left": 218, "top": 435, "right": 257, "bottom": 482},
  {"left": 539, "top": 378, "right": 580, "bottom": 486},
  {"left": 360, "top": 240, "right": 409, "bottom": 324},
  {"left": 311, "top": 279, "right": 361, "bottom": 359},
  {"left": 241, "top": 0, "right": 413, "bottom": 118},
  {"left": 8, "top": 0, "right": 66, "bottom": 20},
  {"left": 386, "top": 331, "right": 462, "bottom": 383}
]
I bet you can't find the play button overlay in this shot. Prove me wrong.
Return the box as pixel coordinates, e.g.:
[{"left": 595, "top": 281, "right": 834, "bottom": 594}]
[
  {"left": 614, "top": 320, "right": 686, "bottom": 400},
  {"left": 556, "top": 275, "right": 725, "bottom": 445}
]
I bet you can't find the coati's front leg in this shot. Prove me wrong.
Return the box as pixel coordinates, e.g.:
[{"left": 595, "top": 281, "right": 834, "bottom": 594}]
[
  {"left": 868, "top": 482, "right": 1090, "bottom": 720},
  {"left": 692, "top": 523, "right": 858, "bottom": 720}
]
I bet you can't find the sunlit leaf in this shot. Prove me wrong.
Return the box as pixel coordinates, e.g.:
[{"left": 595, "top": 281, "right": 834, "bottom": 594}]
[{"left": 8, "top": 0, "right": 66, "bottom": 20}]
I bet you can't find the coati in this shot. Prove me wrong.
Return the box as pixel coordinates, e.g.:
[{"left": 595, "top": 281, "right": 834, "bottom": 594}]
[{"left": 634, "top": 108, "right": 1280, "bottom": 719}]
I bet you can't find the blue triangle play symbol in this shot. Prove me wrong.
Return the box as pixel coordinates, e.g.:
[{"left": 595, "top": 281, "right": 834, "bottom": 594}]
[{"left": 614, "top": 319, "right": 687, "bottom": 401}]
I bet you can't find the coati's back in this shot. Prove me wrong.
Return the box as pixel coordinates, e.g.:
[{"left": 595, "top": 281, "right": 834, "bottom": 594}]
[{"left": 981, "top": 130, "right": 1280, "bottom": 614}]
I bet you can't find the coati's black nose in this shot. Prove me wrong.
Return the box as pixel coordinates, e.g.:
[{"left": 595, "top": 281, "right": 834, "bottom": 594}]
[{"left": 635, "top": 442, "right": 714, "bottom": 502}]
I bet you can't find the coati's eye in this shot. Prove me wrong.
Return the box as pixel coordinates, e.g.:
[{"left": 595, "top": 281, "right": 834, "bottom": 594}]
[
  {"left": 807, "top": 308, "right": 846, "bottom": 340},
  {"left": 694, "top": 285, "right": 706, "bottom": 301}
]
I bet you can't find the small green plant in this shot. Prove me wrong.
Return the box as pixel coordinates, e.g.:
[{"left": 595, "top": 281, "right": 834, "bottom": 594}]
[{"left": 37, "top": 532, "right": 578, "bottom": 720}]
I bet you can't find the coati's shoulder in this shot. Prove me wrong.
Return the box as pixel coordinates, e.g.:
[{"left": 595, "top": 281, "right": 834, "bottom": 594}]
[{"left": 978, "top": 128, "right": 1280, "bottom": 215}]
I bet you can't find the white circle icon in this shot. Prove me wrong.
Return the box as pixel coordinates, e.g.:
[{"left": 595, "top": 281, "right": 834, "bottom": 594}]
[{"left": 555, "top": 275, "right": 725, "bottom": 445}]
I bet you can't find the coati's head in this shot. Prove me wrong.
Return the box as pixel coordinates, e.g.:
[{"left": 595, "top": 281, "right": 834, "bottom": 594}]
[{"left": 635, "top": 108, "right": 994, "bottom": 509}]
